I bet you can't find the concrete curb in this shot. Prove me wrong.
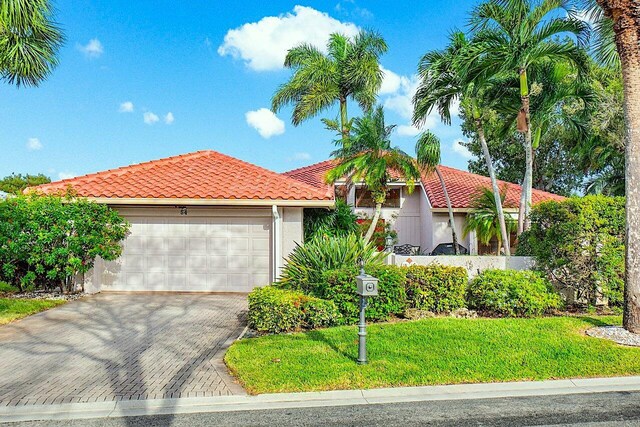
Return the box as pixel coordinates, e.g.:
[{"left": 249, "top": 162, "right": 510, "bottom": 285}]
[{"left": 2, "top": 376, "right": 640, "bottom": 423}]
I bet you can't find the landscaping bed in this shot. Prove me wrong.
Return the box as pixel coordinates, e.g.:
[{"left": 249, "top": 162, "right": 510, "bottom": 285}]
[
  {"left": 0, "top": 298, "right": 67, "bottom": 325},
  {"left": 225, "top": 315, "right": 640, "bottom": 394}
]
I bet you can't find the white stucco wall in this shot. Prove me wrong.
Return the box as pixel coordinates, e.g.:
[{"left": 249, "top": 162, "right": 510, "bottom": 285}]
[
  {"left": 430, "top": 212, "right": 471, "bottom": 253},
  {"left": 348, "top": 185, "right": 423, "bottom": 247},
  {"left": 279, "top": 207, "right": 303, "bottom": 278}
]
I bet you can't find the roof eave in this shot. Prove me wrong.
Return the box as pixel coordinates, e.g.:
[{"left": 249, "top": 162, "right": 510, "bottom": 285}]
[{"left": 86, "top": 197, "right": 335, "bottom": 208}]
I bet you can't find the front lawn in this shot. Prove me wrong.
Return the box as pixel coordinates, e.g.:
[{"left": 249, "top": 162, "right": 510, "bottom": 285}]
[
  {"left": 225, "top": 316, "right": 640, "bottom": 394},
  {"left": 0, "top": 298, "right": 66, "bottom": 325}
]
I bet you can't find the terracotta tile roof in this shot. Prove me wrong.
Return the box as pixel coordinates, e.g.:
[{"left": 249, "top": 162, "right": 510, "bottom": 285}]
[
  {"left": 420, "top": 165, "right": 564, "bottom": 209},
  {"left": 32, "top": 150, "right": 332, "bottom": 202},
  {"left": 282, "top": 160, "right": 336, "bottom": 195},
  {"left": 283, "top": 160, "right": 564, "bottom": 209}
]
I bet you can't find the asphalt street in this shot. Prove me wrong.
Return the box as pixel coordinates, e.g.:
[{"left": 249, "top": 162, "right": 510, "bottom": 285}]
[{"left": 4, "top": 391, "right": 640, "bottom": 427}]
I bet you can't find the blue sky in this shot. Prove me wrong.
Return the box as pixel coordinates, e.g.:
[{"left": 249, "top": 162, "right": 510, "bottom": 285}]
[{"left": 0, "top": 0, "right": 479, "bottom": 181}]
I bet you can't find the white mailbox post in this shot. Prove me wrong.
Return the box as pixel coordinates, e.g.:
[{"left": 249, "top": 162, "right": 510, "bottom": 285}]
[{"left": 355, "top": 263, "right": 378, "bottom": 365}]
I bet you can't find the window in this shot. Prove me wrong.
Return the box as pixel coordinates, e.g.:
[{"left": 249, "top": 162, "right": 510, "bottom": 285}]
[{"left": 355, "top": 188, "right": 401, "bottom": 208}]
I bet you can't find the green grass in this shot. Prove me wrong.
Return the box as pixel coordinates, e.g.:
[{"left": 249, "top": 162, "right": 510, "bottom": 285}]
[
  {"left": 225, "top": 316, "right": 640, "bottom": 394},
  {"left": 0, "top": 298, "right": 66, "bottom": 325}
]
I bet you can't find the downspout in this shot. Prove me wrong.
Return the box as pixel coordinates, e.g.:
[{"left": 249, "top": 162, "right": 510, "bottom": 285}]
[{"left": 272, "top": 205, "right": 282, "bottom": 282}]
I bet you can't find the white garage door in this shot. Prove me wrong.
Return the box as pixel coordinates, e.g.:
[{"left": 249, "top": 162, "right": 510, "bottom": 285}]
[{"left": 100, "top": 214, "right": 272, "bottom": 292}]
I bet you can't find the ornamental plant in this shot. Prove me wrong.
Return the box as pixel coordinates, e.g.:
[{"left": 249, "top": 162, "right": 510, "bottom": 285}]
[
  {"left": 0, "top": 193, "right": 130, "bottom": 293},
  {"left": 517, "top": 196, "right": 625, "bottom": 306}
]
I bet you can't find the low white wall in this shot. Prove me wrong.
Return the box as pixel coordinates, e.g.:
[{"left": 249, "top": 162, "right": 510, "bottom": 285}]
[{"left": 390, "top": 255, "right": 535, "bottom": 278}]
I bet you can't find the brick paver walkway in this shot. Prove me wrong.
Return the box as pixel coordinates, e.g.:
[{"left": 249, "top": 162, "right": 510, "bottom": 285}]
[{"left": 0, "top": 293, "right": 248, "bottom": 406}]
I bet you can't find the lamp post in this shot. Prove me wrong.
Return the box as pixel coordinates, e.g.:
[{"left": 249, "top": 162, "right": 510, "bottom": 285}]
[
  {"left": 384, "top": 235, "right": 394, "bottom": 253},
  {"left": 355, "top": 259, "right": 378, "bottom": 365}
]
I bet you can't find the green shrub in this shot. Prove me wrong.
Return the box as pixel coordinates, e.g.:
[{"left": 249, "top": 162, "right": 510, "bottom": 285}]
[
  {"left": 319, "top": 265, "right": 407, "bottom": 324},
  {"left": 247, "top": 286, "right": 340, "bottom": 333},
  {"left": 277, "top": 234, "right": 385, "bottom": 292},
  {"left": 518, "top": 196, "right": 625, "bottom": 306},
  {"left": 303, "top": 200, "right": 359, "bottom": 242},
  {"left": 0, "top": 281, "right": 18, "bottom": 294},
  {"left": 0, "top": 193, "right": 130, "bottom": 293},
  {"left": 302, "top": 298, "right": 341, "bottom": 329},
  {"left": 467, "top": 269, "right": 562, "bottom": 317},
  {"left": 404, "top": 265, "right": 468, "bottom": 313}
]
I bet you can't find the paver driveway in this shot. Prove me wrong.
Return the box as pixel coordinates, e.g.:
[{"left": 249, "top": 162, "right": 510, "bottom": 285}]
[{"left": 0, "top": 293, "right": 248, "bottom": 406}]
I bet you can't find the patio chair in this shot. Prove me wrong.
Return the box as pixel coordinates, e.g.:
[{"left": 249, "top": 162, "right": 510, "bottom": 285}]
[{"left": 393, "top": 244, "right": 421, "bottom": 256}]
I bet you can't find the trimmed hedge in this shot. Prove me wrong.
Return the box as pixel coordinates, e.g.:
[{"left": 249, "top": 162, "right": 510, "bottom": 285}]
[
  {"left": 405, "top": 265, "right": 468, "bottom": 313},
  {"left": 247, "top": 286, "right": 341, "bottom": 333},
  {"left": 319, "top": 265, "right": 407, "bottom": 323},
  {"left": 467, "top": 269, "right": 562, "bottom": 317}
]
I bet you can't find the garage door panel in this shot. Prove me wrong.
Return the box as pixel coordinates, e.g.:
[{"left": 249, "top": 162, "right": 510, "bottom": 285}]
[
  {"left": 188, "top": 221, "right": 209, "bottom": 237},
  {"left": 125, "top": 236, "right": 145, "bottom": 252},
  {"left": 167, "top": 256, "right": 187, "bottom": 270},
  {"left": 103, "top": 213, "right": 271, "bottom": 292},
  {"left": 228, "top": 255, "right": 249, "bottom": 270},
  {"left": 209, "top": 256, "right": 227, "bottom": 269},
  {"left": 228, "top": 238, "right": 249, "bottom": 253},
  {"left": 167, "top": 273, "right": 187, "bottom": 288},
  {"left": 167, "top": 237, "right": 186, "bottom": 251},
  {"left": 207, "top": 238, "right": 227, "bottom": 254},
  {"left": 188, "top": 273, "right": 209, "bottom": 289},
  {"left": 146, "top": 237, "right": 166, "bottom": 254},
  {"left": 253, "top": 255, "right": 269, "bottom": 269},
  {"left": 188, "top": 255, "right": 208, "bottom": 272}
]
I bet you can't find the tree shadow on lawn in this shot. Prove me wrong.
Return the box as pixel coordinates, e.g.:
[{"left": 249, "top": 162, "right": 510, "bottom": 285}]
[
  {"left": 576, "top": 316, "right": 619, "bottom": 328},
  {"left": 306, "top": 328, "right": 358, "bottom": 363}
]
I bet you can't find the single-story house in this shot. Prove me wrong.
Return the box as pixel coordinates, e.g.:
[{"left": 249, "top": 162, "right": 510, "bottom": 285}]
[
  {"left": 283, "top": 160, "right": 564, "bottom": 256},
  {"left": 34, "top": 150, "right": 332, "bottom": 293},
  {"left": 33, "top": 150, "right": 562, "bottom": 293}
]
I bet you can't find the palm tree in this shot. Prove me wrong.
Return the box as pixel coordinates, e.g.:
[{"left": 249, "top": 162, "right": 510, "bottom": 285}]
[
  {"left": 413, "top": 31, "right": 513, "bottom": 256},
  {"left": 464, "top": 187, "right": 517, "bottom": 255},
  {"left": 326, "top": 106, "right": 421, "bottom": 244},
  {"left": 271, "top": 30, "right": 387, "bottom": 141},
  {"left": 415, "top": 131, "right": 460, "bottom": 255},
  {"left": 468, "top": 0, "right": 589, "bottom": 233},
  {"left": 0, "top": 0, "right": 64, "bottom": 87},
  {"left": 588, "top": 0, "right": 640, "bottom": 333}
]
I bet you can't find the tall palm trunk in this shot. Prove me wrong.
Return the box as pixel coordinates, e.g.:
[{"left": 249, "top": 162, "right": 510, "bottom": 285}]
[
  {"left": 364, "top": 202, "right": 382, "bottom": 245},
  {"left": 435, "top": 167, "right": 460, "bottom": 255},
  {"left": 599, "top": 0, "right": 640, "bottom": 333},
  {"left": 340, "top": 97, "right": 349, "bottom": 143},
  {"left": 475, "top": 117, "right": 511, "bottom": 256},
  {"left": 518, "top": 68, "right": 534, "bottom": 234}
]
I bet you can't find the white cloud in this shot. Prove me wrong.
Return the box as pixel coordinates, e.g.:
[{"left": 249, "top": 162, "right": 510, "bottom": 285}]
[
  {"left": 452, "top": 139, "right": 473, "bottom": 159},
  {"left": 396, "top": 125, "right": 423, "bottom": 137},
  {"left": 119, "top": 101, "right": 134, "bottom": 113},
  {"left": 289, "top": 152, "right": 311, "bottom": 161},
  {"left": 380, "top": 68, "right": 460, "bottom": 139},
  {"left": 379, "top": 66, "right": 402, "bottom": 95},
  {"left": 78, "top": 38, "right": 104, "bottom": 59},
  {"left": 143, "top": 112, "right": 159, "bottom": 125},
  {"left": 164, "top": 112, "right": 175, "bottom": 124},
  {"left": 26, "top": 137, "right": 42, "bottom": 151},
  {"left": 58, "top": 171, "right": 76, "bottom": 180},
  {"left": 245, "top": 108, "right": 286, "bottom": 138},
  {"left": 383, "top": 74, "right": 419, "bottom": 120},
  {"left": 218, "top": 5, "right": 359, "bottom": 71}
]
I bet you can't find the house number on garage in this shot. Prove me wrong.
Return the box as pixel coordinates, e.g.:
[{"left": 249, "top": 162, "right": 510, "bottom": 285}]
[{"left": 179, "top": 206, "right": 188, "bottom": 216}]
